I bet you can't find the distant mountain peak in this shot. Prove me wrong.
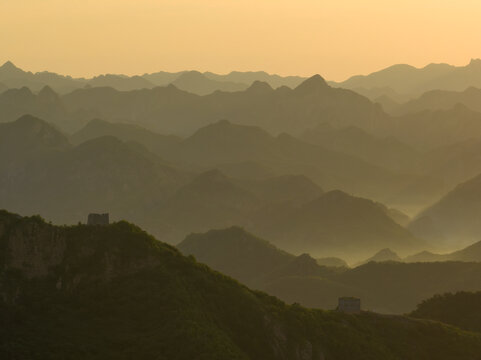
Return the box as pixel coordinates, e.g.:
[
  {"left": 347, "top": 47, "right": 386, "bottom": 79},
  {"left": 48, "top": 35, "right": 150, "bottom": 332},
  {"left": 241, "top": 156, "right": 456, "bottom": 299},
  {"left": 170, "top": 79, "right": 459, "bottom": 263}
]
[
  {"left": 166, "top": 83, "right": 179, "bottom": 90},
  {"left": 181, "top": 70, "right": 204, "bottom": 77},
  {"left": 468, "top": 58, "right": 481, "bottom": 67},
  {"left": 296, "top": 253, "right": 317, "bottom": 263},
  {"left": 196, "top": 168, "right": 228, "bottom": 180},
  {"left": 75, "top": 135, "right": 126, "bottom": 153},
  {"left": 451, "top": 102, "right": 471, "bottom": 111},
  {"left": 294, "top": 74, "right": 329, "bottom": 94},
  {"left": 247, "top": 80, "right": 273, "bottom": 93},
  {"left": 358, "top": 248, "right": 401, "bottom": 266},
  {"left": 191, "top": 118, "right": 271, "bottom": 140},
  {"left": 1, "top": 60, "right": 19, "bottom": 71},
  {"left": 322, "top": 189, "right": 351, "bottom": 201},
  {"left": 9, "top": 115, "right": 70, "bottom": 149},
  {"left": 9, "top": 86, "right": 34, "bottom": 98},
  {"left": 374, "top": 248, "right": 399, "bottom": 258},
  {"left": 184, "top": 168, "right": 237, "bottom": 189},
  {"left": 38, "top": 85, "right": 59, "bottom": 100},
  {"left": 15, "top": 114, "right": 47, "bottom": 127},
  {"left": 86, "top": 118, "right": 109, "bottom": 126},
  {"left": 173, "top": 71, "right": 206, "bottom": 83},
  {"left": 214, "top": 119, "right": 232, "bottom": 126}
]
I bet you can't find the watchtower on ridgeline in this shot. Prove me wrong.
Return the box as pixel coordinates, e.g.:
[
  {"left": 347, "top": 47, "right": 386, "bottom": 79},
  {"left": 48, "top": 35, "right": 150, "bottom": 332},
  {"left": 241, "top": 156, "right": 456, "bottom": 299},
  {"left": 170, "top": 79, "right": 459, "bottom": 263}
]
[
  {"left": 338, "top": 297, "right": 361, "bottom": 314},
  {"left": 87, "top": 213, "right": 110, "bottom": 226}
]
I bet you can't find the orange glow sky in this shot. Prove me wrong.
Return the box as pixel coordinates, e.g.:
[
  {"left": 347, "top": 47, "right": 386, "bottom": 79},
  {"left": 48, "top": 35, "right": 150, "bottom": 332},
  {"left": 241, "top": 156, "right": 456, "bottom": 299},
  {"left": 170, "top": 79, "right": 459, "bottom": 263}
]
[{"left": 1, "top": 0, "right": 480, "bottom": 81}]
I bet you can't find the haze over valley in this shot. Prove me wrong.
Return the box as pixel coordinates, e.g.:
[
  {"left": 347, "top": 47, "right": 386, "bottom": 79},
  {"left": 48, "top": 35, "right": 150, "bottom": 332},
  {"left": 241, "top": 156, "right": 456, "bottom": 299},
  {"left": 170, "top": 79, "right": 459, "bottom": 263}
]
[{"left": 3, "top": 0, "right": 481, "bottom": 358}]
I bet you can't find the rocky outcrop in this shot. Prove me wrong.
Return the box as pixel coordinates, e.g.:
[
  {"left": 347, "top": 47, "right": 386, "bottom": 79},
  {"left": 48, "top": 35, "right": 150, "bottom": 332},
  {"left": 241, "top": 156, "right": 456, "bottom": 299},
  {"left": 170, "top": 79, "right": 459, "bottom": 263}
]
[{"left": 0, "top": 211, "right": 163, "bottom": 290}]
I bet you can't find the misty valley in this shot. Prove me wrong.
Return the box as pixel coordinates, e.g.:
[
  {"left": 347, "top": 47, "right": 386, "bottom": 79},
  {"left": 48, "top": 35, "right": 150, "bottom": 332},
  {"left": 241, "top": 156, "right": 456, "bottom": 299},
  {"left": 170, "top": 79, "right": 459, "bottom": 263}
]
[{"left": 4, "top": 59, "right": 481, "bottom": 359}]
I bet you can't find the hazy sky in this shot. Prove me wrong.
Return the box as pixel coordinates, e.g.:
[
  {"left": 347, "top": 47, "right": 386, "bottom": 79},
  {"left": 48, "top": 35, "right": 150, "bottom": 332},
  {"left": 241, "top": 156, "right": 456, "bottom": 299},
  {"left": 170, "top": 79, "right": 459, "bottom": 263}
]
[{"left": 1, "top": 0, "right": 480, "bottom": 81}]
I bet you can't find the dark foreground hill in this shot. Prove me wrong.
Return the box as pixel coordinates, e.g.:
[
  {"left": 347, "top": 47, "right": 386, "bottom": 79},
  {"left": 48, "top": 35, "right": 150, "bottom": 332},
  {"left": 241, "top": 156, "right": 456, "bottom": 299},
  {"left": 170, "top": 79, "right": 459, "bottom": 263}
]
[
  {"left": 2, "top": 211, "right": 481, "bottom": 359},
  {"left": 411, "top": 291, "right": 481, "bottom": 333}
]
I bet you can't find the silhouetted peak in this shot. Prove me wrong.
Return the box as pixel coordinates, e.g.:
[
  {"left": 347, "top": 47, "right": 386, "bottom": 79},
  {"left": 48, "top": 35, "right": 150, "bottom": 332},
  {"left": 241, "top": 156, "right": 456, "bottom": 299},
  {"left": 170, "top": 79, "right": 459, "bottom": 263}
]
[
  {"left": 367, "top": 248, "right": 401, "bottom": 263},
  {"left": 182, "top": 169, "right": 243, "bottom": 193},
  {"left": 221, "top": 225, "right": 250, "bottom": 236},
  {"left": 6, "top": 86, "right": 34, "bottom": 98},
  {"left": 341, "top": 125, "right": 368, "bottom": 136},
  {"left": 468, "top": 58, "right": 481, "bottom": 67},
  {"left": 295, "top": 253, "right": 317, "bottom": 264},
  {"left": 12, "top": 115, "right": 69, "bottom": 148},
  {"left": 276, "top": 132, "right": 297, "bottom": 142},
  {"left": 92, "top": 74, "right": 127, "bottom": 80},
  {"left": 388, "top": 64, "right": 416, "bottom": 70},
  {"left": 321, "top": 190, "right": 353, "bottom": 202},
  {"left": 294, "top": 74, "right": 329, "bottom": 93},
  {"left": 374, "top": 248, "right": 398, "bottom": 257},
  {"left": 213, "top": 119, "right": 232, "bottom": 126},
  {"left": 84, "top": 118, "right": 110, "bottom": 128},
  {"left": 176, "top": 71, "right": 204, "bottom": 80},
  {"left": 1, "top": 60, "right": 20, "bottom": 71},
  {"left": 195, "top": 168, "right": 229, "bottom": 182},
  {"left": 282, "top": 253, "right": 325, "bottom": 277},
  {"left": 192, "top": 119, "right": 236, "bottom": 134},
  {"left": 450, "top": 102, "right": 472, "bottom": 113},
  {"left": 423, "top": 62, "right": 453, "bottom": 71},
  {"left": 166, "top": 83, "right": 179, "bottom": 90},
  {"left": 463, "top": 86, "right": 481, "bottom": 94},
  {"left": 15, "top": 114, "right": 48, "bottom": 128},
  {"left": 456, "top": 240, "right": 481, "bottom": 254},
  {"left": 191, "top": 119, "right": 270, "bottom": 141},
  {"left": 38, "top": 85, "right": 59, "bottom": 100},
  {"left": 275, "top": 85, "right": 292, "bottom": 94},
  {"left": 247, "top": 80, "right": 273, "bottom": 93},
  {"left": 75, "top": 136, "right": 126, "bottom": 153}
]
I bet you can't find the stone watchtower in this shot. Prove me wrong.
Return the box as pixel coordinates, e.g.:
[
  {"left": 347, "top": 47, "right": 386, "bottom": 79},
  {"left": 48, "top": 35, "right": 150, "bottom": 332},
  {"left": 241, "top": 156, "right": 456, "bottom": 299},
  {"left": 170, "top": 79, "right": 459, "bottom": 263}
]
[
  {"left": 338, "top": 297, "right": 361, "bottom": 314},
  {"left": 87, "top": 213, "right": 110, "bottom": 226}
]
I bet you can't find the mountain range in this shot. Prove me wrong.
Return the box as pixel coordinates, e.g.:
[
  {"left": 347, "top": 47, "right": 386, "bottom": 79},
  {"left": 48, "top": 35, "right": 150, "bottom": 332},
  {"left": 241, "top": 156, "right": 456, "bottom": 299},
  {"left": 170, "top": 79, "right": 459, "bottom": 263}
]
[
  {"left": 12, "top": 107, "right": 481, "bottom": 243},
  {"left": 178, "top": 226, "right": 481, "bottom": 314},
  {"left": 2, "top": 115, "right": 424, "bottom": 260},
  {"left": 332, "top": 59, "right": 481, "bottom": 98},
  {"left": 70, "top": 117, "right": 412, "bottom": 201},
  {"left": 170, "top": 71, "right": 249, "bottom": 95},
  {"left": 59, "top": 74, "right": 388, "bottom": 136},
  {"left": 6, "top": 57, "right": 481, "bottom": 358},
  {"left": 68, "top": 112, "right": 481, "bottom": 217},
  {"left": 0, "top": 115, "right": 188, "bottom": 232},
  {"left": 5, "top": 59, "right": 481, "bottom": 100},
  {"left": 404, "top": 240, "right": 481, "bottom": 263},
  {"left": 0, "top": 61, "right": 306, "bottom": 95}
]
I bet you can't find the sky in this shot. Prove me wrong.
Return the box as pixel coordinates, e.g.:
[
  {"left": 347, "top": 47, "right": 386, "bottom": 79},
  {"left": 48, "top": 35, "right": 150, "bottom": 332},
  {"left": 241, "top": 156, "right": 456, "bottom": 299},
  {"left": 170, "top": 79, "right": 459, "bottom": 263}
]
[{"left": 1, "top": 0, "right": 480, "bottom": 81}]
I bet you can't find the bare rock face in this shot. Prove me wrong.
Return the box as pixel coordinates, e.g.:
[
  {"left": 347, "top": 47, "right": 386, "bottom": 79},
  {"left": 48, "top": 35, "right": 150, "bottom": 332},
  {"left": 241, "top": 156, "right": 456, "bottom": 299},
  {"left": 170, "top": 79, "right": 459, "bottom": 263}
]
[
  {"left": 0, "top": 211, "right": 161, "bottom": 292},
  {"left": 7, "top": 221, "right": 66, "bottom": 278}
]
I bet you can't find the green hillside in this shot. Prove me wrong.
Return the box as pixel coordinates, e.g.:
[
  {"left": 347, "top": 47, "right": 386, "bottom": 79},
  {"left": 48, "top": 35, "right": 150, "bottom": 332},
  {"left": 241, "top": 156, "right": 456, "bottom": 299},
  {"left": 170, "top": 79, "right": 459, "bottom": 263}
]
[
  {"left": 411, "top": 291, "right": 481, "bottom": 333},
  {"left": 2, "top": 210, "right": 481, "bottom": 359}
]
